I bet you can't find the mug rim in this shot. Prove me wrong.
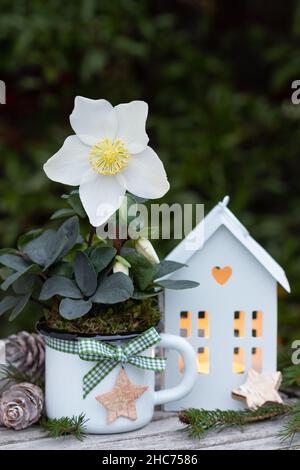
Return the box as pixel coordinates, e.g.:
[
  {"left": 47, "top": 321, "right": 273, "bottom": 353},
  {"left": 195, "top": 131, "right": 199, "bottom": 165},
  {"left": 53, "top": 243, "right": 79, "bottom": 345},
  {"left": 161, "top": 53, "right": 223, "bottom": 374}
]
[{"left": 36, "top": 319, "right": 162, "bottom": 343}]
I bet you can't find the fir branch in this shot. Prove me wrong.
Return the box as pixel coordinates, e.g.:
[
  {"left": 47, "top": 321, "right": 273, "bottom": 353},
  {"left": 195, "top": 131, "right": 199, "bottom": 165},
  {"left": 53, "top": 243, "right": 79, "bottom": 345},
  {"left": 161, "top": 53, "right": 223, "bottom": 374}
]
[
  {"left": 0, "top": 363, "right": 44, "bottom": 392},
  {"left": 282, "top": 364, "right": 300, "bottom": 387},
  {"left": 279, "top": 401, "right": 300, "bottom": 444},
  {"left": 40, "top": 413, "right": 88, "bottom": 441},
  {"left": 179, "top": 403, "right": 290, "bottom": 439}
]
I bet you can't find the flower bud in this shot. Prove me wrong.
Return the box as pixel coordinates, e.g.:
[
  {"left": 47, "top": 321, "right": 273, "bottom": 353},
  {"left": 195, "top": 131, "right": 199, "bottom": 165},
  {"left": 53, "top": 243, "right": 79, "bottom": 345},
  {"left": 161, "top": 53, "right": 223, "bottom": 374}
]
[
  {"left": 113, "top": 261, "right": 129, "bottom": 276},
  {"left": 135, "top": 237, "right": 159, "bottom": 264}
]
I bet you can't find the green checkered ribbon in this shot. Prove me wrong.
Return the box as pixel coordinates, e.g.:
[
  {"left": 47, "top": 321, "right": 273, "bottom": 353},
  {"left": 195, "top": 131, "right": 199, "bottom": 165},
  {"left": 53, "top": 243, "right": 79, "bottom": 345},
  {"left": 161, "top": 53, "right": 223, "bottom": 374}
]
[{"left": 45, "top": 327, "right": 166, "bottom": 398}]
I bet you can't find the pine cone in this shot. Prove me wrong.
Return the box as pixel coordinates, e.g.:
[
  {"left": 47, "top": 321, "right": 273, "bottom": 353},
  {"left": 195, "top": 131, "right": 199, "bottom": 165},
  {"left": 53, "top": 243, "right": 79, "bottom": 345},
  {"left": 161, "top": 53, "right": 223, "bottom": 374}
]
[
  {"left": 0, "top": 382, "right": 43, "bottom": 430},
  {"left": 5, "top": 331, "right": 45, "bottom": 381}
]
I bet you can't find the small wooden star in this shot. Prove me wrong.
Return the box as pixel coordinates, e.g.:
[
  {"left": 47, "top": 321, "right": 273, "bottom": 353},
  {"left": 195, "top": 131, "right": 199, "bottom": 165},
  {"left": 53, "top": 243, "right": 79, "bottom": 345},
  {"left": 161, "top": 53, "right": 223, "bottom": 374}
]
[
  {"left": 232, "top": 368, "right": 283, "bottom": 409},
  {"left": 95, "top": 368, "right": 148, "bottom": 424}
]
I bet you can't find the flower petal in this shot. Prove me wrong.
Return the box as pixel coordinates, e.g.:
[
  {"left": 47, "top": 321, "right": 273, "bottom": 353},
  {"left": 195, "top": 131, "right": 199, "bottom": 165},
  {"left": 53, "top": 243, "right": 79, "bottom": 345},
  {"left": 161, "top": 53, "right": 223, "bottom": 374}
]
[
  {"left": 119, "top": 146, "right": 170, "bottom": 199},
  {"left": 70, "top": 96, "right": 118, "bottom": 146},
  {"left": 43, "top": 135, "right": 91, "bottom": 186},
  {"left": 79, "top": 175, "right": 126, "bottom": 227},
  {"left": 114, "top": 101, "right": 149, "bottom": 154}
]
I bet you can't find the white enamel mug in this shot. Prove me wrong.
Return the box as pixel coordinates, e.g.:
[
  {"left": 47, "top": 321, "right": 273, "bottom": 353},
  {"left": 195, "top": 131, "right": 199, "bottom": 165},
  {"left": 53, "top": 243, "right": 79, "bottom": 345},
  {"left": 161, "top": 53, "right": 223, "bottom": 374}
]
[{"left": 39, "top": 326, "right": 197, "bottom": 434}]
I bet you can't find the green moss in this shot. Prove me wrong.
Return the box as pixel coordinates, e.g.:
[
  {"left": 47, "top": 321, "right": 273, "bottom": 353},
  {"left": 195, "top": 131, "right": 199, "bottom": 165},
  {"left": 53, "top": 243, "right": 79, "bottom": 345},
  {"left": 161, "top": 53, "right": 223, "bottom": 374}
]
[{"left": 45, "top": 297, "right": 161, "bottom": 335}]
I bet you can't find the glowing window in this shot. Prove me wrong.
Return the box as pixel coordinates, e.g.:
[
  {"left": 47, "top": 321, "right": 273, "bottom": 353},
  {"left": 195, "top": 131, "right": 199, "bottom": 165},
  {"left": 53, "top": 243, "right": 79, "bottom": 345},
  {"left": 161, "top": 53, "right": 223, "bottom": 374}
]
[
  {"left": 233, "top": 347, "right": 245, "bottom": 374},
  {"left": 198, "top": 311, "right": 209, "bottom": 338},
  {"left": 180, "top": 311, "right": 191, "bottom": 338},
  {"left": 198, "top": 347, "right": 209, "bottom": 374},
  {"left": 233, "top": 311, "right": 245, "bottom": 337},
  {"left": 251, "top": 347, "right": 263, "bottom": 372},
  {"left": 252, "top": 311, "right": 263, "bottom": 337}
]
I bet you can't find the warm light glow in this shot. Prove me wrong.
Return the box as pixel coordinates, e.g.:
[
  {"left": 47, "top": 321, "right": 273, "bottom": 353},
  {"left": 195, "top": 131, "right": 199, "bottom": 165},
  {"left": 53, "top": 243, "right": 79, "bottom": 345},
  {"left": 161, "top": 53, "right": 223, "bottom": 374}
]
[
  {"left": 252, "top": 310, "right": 263, "bottom": 337},
  {"left": 233, "top": 310, "right": 245, "bottom": 337},
  {"left": 251, "top": 347, "right": 263, "bottom": 372},
  {"left": 198, "top": 311, "right": 209, "bottom": 338},
  {"left": 179, "top": 311, "right": 191, "bottom": 337},
  {"left": 233, "top": 347, "right": 245, "bottom": 374},
  {"left": 198, "top": 347, "right": 209, "bottom": 374},
  {"left": 179, "top": 347, "right": 210, "bottom": 374}
]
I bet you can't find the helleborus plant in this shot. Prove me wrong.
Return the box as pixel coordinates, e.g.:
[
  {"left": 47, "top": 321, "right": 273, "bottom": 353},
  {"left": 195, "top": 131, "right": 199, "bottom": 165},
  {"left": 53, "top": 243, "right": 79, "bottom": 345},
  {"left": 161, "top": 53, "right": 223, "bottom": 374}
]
[{"left": 0, "top": 98, "right": 199, "bottom": 335}]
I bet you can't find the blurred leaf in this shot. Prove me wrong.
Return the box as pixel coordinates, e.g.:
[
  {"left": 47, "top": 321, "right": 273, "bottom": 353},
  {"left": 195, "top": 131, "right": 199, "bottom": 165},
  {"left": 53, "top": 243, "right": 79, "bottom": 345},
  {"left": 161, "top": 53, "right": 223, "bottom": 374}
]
[
  {"left": 50, "top": 208, "right": 76, "bottom": 220},
  {"left": 9, "top": 291, "right": 32, "bottom": 321},
  {"left": 0, "top": 296, "right": 18, "bottom": 316}
]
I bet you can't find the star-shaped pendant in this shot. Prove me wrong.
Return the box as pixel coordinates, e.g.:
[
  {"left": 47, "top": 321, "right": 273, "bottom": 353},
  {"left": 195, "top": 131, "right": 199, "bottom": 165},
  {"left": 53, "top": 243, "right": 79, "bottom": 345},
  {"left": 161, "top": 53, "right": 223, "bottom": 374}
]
[
  {"left": 95, "top": 368, "right": 148, "bottom": 424},
  {"left": 232, "top": 368, "right": 283, "bottom": 409}
]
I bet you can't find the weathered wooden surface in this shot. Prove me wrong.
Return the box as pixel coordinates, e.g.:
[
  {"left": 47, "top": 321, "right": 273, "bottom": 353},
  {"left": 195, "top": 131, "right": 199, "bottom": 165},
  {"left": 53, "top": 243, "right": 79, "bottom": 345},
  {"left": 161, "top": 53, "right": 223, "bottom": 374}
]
[{"left": 0, "top": 411, "right": 299, "bottom": 450}]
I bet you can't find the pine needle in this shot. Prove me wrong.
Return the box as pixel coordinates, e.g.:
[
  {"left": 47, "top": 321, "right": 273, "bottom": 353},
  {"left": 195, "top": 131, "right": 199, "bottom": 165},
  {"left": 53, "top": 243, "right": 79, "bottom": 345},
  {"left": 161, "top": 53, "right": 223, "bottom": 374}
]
[
  {"left": 282, "top": 364, "right": 300, "bottom": 387},
  {"left": 279, "top": 401, "right": 300, "bottom": 443},
  {"left": 40, "top": 414, "right": 88, "bottom": 441},
  {"left": 179, "top": 402, "right": 291, "bottom": 439},
  {"left": 0, "top": 363, "right": 44, "bottom": 392}
]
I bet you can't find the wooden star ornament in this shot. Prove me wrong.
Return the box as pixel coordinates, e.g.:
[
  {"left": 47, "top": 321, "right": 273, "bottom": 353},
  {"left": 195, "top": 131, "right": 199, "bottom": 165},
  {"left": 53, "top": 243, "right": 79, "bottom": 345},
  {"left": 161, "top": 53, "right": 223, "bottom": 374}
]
[
  {"left": 95, "top": 368, "right": 148, "bottom": 424},
  {"left": 232, "top": 368, "right": 283, "bottom": 409}
]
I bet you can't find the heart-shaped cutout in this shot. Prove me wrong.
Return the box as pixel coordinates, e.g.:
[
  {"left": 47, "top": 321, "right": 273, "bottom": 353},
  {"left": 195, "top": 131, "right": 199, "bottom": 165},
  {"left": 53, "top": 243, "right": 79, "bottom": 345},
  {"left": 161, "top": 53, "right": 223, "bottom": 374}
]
[{"left": 212, "top": 266, "right": 232, "bottom": 285}]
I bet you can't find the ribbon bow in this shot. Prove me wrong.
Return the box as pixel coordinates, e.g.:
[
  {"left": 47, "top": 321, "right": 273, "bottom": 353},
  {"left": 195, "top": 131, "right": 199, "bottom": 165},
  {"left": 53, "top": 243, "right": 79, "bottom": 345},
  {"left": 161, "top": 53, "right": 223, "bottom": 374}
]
[{"left": 78, "top": 327, "right": 166, "bottom": 398}]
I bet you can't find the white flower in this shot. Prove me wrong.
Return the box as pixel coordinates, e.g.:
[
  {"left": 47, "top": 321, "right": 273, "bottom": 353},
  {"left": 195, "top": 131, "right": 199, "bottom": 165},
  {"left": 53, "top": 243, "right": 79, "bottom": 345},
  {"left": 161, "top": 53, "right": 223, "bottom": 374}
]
[
  {"left": 113, "top": 261, "right": 129, "bottom": 276},
  {"left": 135, "top": 237, "right": 160, "bottom": 264},
  {"left": 44, "top": 97, "right": 170, "bottom": 227}
]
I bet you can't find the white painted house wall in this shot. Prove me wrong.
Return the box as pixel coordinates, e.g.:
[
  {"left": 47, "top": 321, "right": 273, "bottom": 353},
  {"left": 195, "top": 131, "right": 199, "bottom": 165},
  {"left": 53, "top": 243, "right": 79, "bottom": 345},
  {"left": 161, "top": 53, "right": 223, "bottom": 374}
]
[{"left": 163, "top": 197, "right": 289, "bottom": 411}]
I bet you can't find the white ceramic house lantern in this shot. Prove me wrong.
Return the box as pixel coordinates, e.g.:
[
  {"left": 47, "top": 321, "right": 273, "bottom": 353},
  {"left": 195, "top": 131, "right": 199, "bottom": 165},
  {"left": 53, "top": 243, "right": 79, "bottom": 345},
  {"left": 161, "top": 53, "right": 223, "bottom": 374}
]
[{"left": 164, "top": 196, "right": 290, "bottom": 411}]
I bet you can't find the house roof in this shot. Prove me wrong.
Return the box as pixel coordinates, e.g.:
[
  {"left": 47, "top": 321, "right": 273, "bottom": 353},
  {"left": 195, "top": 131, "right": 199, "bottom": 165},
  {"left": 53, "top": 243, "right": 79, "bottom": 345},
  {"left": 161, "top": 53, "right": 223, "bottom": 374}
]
[{"left": 166, "top": 196, "right": 290, "bottom": 292}]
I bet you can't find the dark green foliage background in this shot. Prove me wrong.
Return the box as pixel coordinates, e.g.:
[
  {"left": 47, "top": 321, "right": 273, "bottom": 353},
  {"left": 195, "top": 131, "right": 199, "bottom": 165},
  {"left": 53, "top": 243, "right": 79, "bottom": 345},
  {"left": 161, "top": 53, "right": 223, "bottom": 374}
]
[{"left": 0, "top": 0, "right": 299, "bottom": 345}]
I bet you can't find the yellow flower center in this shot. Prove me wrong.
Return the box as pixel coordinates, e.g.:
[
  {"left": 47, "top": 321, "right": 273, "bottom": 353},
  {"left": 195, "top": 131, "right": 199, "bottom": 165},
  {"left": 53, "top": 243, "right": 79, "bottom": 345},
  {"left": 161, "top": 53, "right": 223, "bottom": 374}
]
[{"left": 88, "top": 138, "right": 129, "bottom": 175}]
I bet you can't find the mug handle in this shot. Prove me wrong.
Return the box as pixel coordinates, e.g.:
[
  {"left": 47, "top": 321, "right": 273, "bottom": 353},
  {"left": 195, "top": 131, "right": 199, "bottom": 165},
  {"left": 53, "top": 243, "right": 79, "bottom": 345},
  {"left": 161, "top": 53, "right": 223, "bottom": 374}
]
[{"left": 153, "top": 333, "right": 198, "bottom": 406}]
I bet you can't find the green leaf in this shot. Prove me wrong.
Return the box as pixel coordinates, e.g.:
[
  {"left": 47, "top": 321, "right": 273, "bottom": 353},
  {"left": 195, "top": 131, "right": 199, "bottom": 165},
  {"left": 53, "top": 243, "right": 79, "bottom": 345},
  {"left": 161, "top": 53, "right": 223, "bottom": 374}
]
[
  {"left": 9, "top": 291, "right": 32, "bottom": 321},
  {"left": 0, "top": 267, "right": 12, "bottom": 281},
  {"left": 154, "top": 260, "right": 187, "bottom": 279},
  {"left": 155, "top": 279, "right": 199, "bottom": 290},
  {"left": 131, "top": 289, "right": 162, "bottom": 299},
  {"left": 56, "top": 216, "right": 80, "bottom": 259},
  {"left": 93, "top": 273, "right": 134, "bottom": 304},
  {"left": 90, "top": 246, "right": 116, "bottom": 274},
  {"left": 0, "top": 296, "right": 19, "bottom": 316},
  {"left": 49, "top": 262, "right": 74, "bottom": 278},
  {"left": 17, "top": 229, "right": 43, "bottom": 250},
  {"left": 74, "top": 252, "right": 97, "bottom": 297},
  {"left": 50, "top": 208, "right": 76, "bottom": 220},
  {"left": 1, "top": 265, "right": 39, "bottom": 291},
  {"left": 23, "top": 230, "right": 62, "bottom": 268},
  {"left": 67, "top": 193, "right": 86, "bottom": 218},
  {"left": 115, "top": 255, "right": 131, "bottom": 268},
  {"left": 0, "top": 248, "right": 19, "bottom": 256},
  {"left": 121, "top": 247, "right": 156, "bottom": 291},
  {"left": 59, "top": 298, "right": 92, "bottom": 320},
  {"left": 39, "top": 276, "right": 82, "bottom": 301},
  {"left": 13, "top": 274, "right": 35, "bottom": 295},
  {"left": 0, "top": 254, "right": 30, "bottom": 271}
]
